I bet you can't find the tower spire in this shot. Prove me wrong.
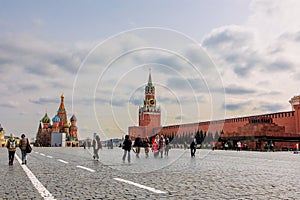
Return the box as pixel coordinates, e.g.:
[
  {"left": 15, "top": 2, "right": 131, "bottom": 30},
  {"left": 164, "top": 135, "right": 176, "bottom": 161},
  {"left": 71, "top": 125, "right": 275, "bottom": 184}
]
[{"left": 148, "top": 68, "right": 152, "bottom": 86}]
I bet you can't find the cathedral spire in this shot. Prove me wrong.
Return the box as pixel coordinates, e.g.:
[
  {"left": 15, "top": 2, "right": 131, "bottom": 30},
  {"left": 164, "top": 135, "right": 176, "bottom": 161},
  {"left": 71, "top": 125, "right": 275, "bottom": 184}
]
[
  {"left": 57, "top": 93, "right": 68, "bottom": 128},
  {"left": 59, "top": 93, "right": 65, "bottom": 111}
]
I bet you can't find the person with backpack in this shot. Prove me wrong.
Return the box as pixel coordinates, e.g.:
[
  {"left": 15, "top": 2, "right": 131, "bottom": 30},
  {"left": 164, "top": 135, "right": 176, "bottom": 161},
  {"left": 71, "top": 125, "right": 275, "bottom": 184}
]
[
  {"left": 19, "top": 133, "right": 30, "bottom": 164},
  {"left": 6, "top": 133, "right": 17, "bottom": 165}
]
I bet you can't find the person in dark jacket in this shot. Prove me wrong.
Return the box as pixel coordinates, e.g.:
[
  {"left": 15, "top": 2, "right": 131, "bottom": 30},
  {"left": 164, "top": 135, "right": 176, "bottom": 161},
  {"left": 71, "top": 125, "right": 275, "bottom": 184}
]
[
  {"left": 165, "top": 137, "right": 170, "bottom": 156},
  {"left": 190, "top": 138, "right": 197, "bottom": 157},
  {"left": 19, "top": 134, "right": 30, "bottom": 164},
  {"left": 133, "top": 135, "right": 143, "bottom": 158},
  {"left": 144, "top": 137, "right": 150, "bottom": 158},
  {"left": 122, "top": 135, "right": 132, "bottom": 163}
]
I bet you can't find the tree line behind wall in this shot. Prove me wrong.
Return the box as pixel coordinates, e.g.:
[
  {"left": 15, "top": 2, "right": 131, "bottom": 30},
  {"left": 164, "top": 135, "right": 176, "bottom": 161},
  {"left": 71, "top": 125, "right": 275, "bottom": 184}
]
[{"left": 161, "top": 130, "right": 222, "bottom": 147}]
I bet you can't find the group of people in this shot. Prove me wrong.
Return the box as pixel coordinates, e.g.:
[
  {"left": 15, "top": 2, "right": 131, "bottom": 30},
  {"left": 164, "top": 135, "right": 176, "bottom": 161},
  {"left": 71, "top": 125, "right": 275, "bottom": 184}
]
[
  {"left": 122, "top": 134, "right": 171, "bottom": 163},
  {"left": 6, "top": 133, "right": 31, "bottom": 165},
  {"left": 151, "top": 135, "right": 170, "bottom": 158}
]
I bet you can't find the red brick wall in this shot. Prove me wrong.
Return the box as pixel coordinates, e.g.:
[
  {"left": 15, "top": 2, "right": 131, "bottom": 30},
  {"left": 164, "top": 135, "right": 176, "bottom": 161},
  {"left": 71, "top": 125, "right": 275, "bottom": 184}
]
[
  {"left": 156, "top": 111, "right": 299, "bottom": 138},
  {"left": 272, "top": 112, "right": 295, "bottom": 133},
  {"left": 128, "top": 126, "right": 146, "bottom": 137}
]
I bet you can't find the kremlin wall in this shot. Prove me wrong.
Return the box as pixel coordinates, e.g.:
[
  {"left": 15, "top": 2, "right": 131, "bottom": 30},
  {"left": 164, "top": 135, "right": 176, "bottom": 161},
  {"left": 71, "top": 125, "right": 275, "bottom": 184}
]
[{"left": 129, "top": 70, "right": 300, "bottom": 150}]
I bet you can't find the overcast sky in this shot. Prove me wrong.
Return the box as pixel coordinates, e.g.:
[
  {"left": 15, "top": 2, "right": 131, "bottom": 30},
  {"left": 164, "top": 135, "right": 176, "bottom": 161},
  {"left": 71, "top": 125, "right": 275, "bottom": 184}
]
[{"left": 1, "top": 0, "right": 300, "bottom": 140}]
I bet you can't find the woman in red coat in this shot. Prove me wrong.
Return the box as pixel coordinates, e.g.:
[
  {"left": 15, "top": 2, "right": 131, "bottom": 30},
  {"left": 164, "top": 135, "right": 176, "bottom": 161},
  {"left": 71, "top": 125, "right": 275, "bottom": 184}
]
[{"left": 152, "top": 135, "right": 159, "bottom": 158}]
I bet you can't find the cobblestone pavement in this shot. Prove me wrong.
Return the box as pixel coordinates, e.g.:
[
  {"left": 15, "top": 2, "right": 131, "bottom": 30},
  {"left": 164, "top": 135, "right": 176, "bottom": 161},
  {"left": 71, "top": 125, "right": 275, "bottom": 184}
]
[{"left": 1, "top": 147, "right": 300, "bottom": 199}]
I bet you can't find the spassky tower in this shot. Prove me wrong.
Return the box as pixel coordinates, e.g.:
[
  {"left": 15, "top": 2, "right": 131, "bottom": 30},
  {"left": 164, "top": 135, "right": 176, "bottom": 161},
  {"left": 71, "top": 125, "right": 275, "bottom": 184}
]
[{"left": 128, "top": 69, "right": 161, "bottom": 138}]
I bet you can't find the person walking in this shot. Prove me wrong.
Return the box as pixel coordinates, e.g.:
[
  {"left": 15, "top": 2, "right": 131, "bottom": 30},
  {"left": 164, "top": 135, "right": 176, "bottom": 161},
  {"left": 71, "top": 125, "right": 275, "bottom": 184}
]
[
  {"left": 165, "top": 136, "right": 170, "bottom": 156},
  {"left": 294, "top": 143, "right": 299, "bottom": 154},
  {"left": 190, "top": 138, "right": 197, "bottom": 157},
  {"left": 92, "top": 135, "right": 102, "bottom": 160},
  {"left": 133, "top": 135, "right": 143, "bottom": 158},
  {"left": 19, "top": 134, "right": 30, "bottom": 164},
  {"left": 159, "top": 135, "right": 165, "bottom": 158},
  {"left": 224, "top": 142, "right": 229, "bottom": 150},
  {"left": 122, "top": 135, "right": 132, "bottom": 163},
  {"left": 144, "top": 137, "right": 150, "bottom": 158},
  {"left": 6, "top": 133, "right": 17, "bottom": 165},
  {"left": 152, "top": 135, "right": 160, "bottom": 158},
  {"left": 237, "top": 141, "right": 241, "bottom": 151}
]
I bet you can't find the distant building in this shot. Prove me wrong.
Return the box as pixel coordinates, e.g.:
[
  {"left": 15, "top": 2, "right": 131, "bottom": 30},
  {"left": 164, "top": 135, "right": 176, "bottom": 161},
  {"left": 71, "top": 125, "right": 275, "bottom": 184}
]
[
  {"left": 128, "top": 70, "right": 300, "bottom": 150},
  {"left": 35, "top": 94, "right": 78, "bottom": 147}
]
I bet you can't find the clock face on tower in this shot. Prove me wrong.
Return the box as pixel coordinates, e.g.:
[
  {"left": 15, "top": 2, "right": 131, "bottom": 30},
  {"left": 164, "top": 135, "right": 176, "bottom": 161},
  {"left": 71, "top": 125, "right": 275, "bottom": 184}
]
[{"left": 149, "top": 99, "right": 155, "bottom": 106}]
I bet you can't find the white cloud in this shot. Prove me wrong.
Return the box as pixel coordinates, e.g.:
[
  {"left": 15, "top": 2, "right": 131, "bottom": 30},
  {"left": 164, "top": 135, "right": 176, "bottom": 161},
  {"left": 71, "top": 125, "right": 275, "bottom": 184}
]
[
  {"left": 202, "top": 0, "right": 300, "bottom": 117},
  {"left": 248, "top": 0, "right": 300, "bottom": 45},
  {"left": 0, "top": 33, "right": 84, "bottom": 76},
  {"left": 0, "top": 101, "right": 19, "bottom": 108}
]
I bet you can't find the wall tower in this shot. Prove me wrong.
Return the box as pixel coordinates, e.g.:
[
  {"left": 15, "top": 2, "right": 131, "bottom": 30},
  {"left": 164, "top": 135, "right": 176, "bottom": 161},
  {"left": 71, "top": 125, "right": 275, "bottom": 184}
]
[{"left": 289, "top": 95, "right": 300, "bottom": 133}]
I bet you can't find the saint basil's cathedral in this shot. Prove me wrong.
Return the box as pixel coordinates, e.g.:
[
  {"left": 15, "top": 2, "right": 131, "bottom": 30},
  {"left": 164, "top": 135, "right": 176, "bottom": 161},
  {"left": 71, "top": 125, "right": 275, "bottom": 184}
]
[
  {"left": 129, "top": 70, "right": 300, "bottom": 150},
  {"left": 35, "top": 94, "right": 78, "bottom": 147}
]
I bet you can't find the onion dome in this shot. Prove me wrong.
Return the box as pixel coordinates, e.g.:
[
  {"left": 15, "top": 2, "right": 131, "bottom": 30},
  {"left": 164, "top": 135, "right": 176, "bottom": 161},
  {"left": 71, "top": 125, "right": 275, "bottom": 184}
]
[
  {"left": 70, "top": 114, "right": 77, "bottom": 122},
  {"left": 64, "top": 123, "right": 70, "bottom": 128},
  {"left": 52, "top": 115, "right": 61, "bottom": 123},
  {"left": 41, "top": 113, "right": 51, "bottom": 123}
]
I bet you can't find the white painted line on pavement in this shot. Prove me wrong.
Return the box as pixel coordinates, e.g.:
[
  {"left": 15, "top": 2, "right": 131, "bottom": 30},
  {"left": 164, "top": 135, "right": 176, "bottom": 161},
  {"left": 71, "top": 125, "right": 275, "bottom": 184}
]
[
  {"left": 114, "top": 178, "right": 167, "bottom": 194},
  {"left": 40, "top": 153, "right": 46, "bottom": 156},
  {"left": 35, "top": 152, "right": 39, "bottom": 154},
  {"left": 76, "top": 165, "right": 95, "bottom": 173},
  {"left": 57, "top": 159, "right": 69, "bottom": 164},
  {"left": 16, "top": 155, "right": 56, "bottom": 200},
  {"left": 46, "top": 156, "right": 53, "bottom": 158}
]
